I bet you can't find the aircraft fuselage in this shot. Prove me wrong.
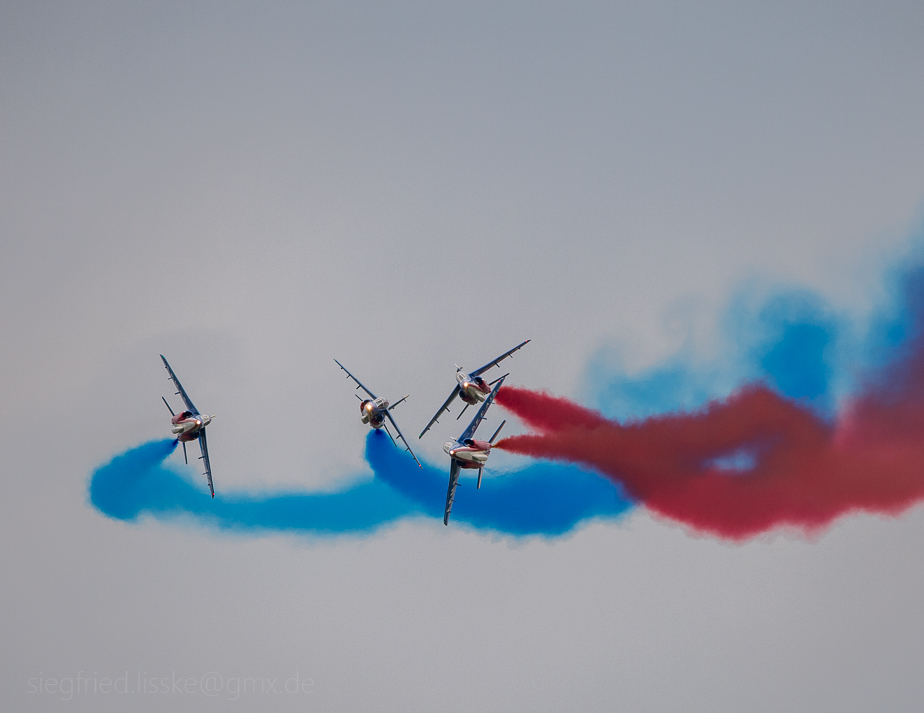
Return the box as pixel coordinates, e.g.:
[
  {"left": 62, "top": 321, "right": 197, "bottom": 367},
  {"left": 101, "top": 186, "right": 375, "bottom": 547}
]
[
  {"left": 360, "top": 397, "right": 390, "bottom": 429},
  {"left": 171, "top": 411, "right": 211, "bottom": 442},
  {"left": 456, "top": 372, "right": 491, "bottom": 405},
  {"left": 444, "top": 438, "right": 493, "bottom": 469}
]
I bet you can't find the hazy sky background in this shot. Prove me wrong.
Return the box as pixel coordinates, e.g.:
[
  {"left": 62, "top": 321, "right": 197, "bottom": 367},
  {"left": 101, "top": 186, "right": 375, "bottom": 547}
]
[{"left": 3, "top": 2, "right": 924, "bottom": 710}]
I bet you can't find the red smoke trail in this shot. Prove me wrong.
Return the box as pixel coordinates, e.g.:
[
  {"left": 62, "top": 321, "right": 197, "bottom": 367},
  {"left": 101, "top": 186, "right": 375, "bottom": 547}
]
[{"left": 495, "top": 366, "right": 924, "bottom": 539}]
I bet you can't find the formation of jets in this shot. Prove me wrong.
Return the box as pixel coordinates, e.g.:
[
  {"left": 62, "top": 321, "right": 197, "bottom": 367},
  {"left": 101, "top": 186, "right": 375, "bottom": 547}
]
[{"left": 158, "top": 340, "right": 529, "bottom": 524}]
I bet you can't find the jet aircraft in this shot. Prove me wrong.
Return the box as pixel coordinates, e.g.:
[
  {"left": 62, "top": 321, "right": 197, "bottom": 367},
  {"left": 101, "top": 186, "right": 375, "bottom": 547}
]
[
  {"left": 419, "top": 340, "right": 528, "bottom": 439},
  {"left": 442, "top": 374, "right": 507, "bottom": 526},
  {"left": 160, "top": 355, "right": 215, "bottom": 498},
  {"left": 334, "top": 360, "right": 422, "bottom": 469}
]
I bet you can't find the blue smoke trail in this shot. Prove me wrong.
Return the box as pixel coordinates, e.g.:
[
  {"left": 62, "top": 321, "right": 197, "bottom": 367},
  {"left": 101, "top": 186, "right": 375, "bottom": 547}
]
[
  {"left": 366, "top": 431, "right": 632, "bottom": 535},
  {"left": 88, "top": 433, "right": 633, "bottom": 537},
  {"left": 89, "top": 438, "right": 418, "bottom": 536},
  {"left": 748, "top": 292, "right": 839, "bottom": 407},
  {"left": 586, "top": 289, "right": 843, "bottom": 420}
]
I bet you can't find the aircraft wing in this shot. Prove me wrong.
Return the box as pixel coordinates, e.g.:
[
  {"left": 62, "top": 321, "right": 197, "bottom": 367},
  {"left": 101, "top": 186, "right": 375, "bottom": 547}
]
[
  {"left": 458, "top": 375, "right": 507, "bottom": 443},
  {"left": 470, "top": 340, "right": 530, "bottom": 378},
  {"left": 160, "top": 355, "right": 199, "bottom": 415},
  {"left": 444, "top": 459, "right": 461, "bottom": 525},
  {"left": 384, "top": 411, "right": 423, "bottom": 468},
  {"left": 334, "top": 359, "right": 377, "bottom": 400},
  {"left": 198, "top": 428, "right": 214, "bottom": 498},
  {"left": 419, "top": 384, "right": 461, "bottom": 439}
]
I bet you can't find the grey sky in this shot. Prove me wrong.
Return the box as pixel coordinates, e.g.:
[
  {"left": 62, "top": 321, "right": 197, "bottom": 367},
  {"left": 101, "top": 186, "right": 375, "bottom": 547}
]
[{"left": 3, "top": 2, "right": 924, "bottom": 710}]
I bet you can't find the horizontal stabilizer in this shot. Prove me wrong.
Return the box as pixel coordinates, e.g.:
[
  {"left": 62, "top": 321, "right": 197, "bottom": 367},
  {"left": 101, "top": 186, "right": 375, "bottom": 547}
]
[{"left": 388, "top": 395, "right": 409, "bottom": 411}]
